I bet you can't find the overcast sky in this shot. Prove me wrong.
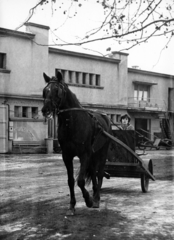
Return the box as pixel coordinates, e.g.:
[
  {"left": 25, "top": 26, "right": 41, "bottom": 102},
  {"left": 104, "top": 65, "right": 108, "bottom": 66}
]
[{"left": 1, "top": 0, "right": 174, "bottom": 75}]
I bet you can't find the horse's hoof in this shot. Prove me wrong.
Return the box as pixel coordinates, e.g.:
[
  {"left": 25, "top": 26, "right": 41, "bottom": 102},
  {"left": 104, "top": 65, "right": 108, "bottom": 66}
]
[
  {"left": 86, "top": 201, "right": 93, "bottom": 208},
  {"left": 92, "top": 201, "right": 100, "bottom": 208},
  {"left": 85, "top": 197, "right": 93, "bottom": 208},
  {"left": 66, "top": 208, "right": 75, "bottom": 216}
]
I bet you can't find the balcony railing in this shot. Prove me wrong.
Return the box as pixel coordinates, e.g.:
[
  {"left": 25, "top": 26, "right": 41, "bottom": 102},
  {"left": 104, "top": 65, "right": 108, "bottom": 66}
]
[{"left": 128, "top": 98, "right": 167, "bottom": 112}]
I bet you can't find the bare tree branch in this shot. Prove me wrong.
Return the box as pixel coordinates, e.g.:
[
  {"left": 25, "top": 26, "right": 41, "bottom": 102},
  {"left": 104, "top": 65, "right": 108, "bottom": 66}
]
[
  {"left": 12, "top": 0, "right": 174, "bottom": 55},
  {"left": 15, "top": 0, "right": 46, "bottom": 30}
]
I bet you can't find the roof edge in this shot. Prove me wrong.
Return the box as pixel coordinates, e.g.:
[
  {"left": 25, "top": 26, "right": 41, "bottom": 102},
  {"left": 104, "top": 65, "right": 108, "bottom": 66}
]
[
  {"left": 128, "top": 67, "right": 174, "bottom": 79},
  {"left": 25, "top": 22, "right": 50, "bottom": 30},
  {"left": 49, "top": 47, "right": 121, "bottom": 63},
  {"left": 0, "top": 27, "right": 35, "bottom": 39}
]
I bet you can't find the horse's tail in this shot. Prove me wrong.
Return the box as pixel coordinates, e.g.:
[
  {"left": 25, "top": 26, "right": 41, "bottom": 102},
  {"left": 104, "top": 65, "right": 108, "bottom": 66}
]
[
  {"left": 75, "top": 164, "right": 92, "bottom": 186},
  {"left": 84, "top": 167, "right": 93, "bottom": 185}
]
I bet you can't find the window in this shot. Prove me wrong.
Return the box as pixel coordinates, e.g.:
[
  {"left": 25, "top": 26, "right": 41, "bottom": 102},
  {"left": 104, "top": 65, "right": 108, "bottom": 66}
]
[
  {"left": 111, "top": 114, "right": 116, "bottom": 123},
  {"left": 22, "top": 107, "right": 29, "bottom": 118},
  {"left": 14, "top": 106, "right": 21, "bottom": 117},
  {"left": 61, "top": 69, "right": 66, "bottom": 80},
  {"left": 68, "top": 71, "right": 73, "bottom": 83},
  {"left": 75, "top": 72, "right": 79, "bottom": 84},
  {"left": 89, "top": 74, "right": 93, "bottom": 85},
  {"left": 32, "top": 107, "right": 38, "bottom": 118},
  {"left": 96, "top": 75, "right": 100, "bottom": 86},
  {"left": 82, "top": 73, "right": 86, "bottom": 84},
  {"left": 0, "top": 53, "right": 6, "bottom": 69},
  {"left": 134, "top": 85, "right": 150, "bottom": 101},
  {"left": 116, "top": 114, "right": 121, "bottom": 122}
]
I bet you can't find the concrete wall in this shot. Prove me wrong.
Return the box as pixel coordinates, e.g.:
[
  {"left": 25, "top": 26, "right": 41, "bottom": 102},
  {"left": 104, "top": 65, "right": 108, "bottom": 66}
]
[
  {"left": 0, "top": 24, "right": 50, "bottom": 147},
  {"left": 0, "top": 23, "right": 49, "bottom": 97},
  {"left": 48, "top": 49, "right": 128, "bottom": 107},
  {"left": 128, "top": 69, "right": 174, "bottom": 110}
]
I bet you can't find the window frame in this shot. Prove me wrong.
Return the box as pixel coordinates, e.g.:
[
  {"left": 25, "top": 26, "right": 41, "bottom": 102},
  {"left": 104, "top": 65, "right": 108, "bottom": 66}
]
[{"left": 134, "top": 84, "right": 150, "bottom": 101}]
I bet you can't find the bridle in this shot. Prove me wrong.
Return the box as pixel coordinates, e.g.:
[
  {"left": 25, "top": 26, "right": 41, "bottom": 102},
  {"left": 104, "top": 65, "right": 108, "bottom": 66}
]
[{"left": 43, "top": 77, "right": 67, "bottom": 115}]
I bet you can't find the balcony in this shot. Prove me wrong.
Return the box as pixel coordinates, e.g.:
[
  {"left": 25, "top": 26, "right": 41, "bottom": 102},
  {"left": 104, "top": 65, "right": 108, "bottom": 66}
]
[{"left": 128, "top": 98, "right": 167, "bottom": 112}]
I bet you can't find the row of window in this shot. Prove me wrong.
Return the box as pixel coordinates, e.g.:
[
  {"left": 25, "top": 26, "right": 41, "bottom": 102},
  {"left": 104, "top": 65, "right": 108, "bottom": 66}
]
[
  {"left": 108, "top": 114, "right": 121, "bottom": 123},
  {"left": 14, "top": 106, "right": 38, "bottom": 118},
  {"left": 58, "top": 69, "right": 101, "bottom": 87},
  {"left": 13, "top": 105, "right": 121, "bottom": 123}
]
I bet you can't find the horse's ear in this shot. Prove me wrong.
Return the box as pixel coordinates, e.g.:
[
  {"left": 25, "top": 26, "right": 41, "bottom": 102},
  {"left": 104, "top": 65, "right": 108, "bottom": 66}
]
[
  {"left": 56, "top": 71, "right": 63, "bottom": 83},
  {"left": 43, "top": 72, "right": 51, "bottom": 83}
]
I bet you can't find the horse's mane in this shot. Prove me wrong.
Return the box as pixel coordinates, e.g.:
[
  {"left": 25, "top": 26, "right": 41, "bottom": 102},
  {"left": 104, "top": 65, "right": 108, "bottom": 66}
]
[{"left": 64, "top": 82, "right": 82, "bottom": 107}]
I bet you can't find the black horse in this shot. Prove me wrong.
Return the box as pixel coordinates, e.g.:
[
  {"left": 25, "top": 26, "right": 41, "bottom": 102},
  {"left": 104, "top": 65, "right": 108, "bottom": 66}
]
[{"left": 42, "top": 71, "right": 112, "bottom": 215}]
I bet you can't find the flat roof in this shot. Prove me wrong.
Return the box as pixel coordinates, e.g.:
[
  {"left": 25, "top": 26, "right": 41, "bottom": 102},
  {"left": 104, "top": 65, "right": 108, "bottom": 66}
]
[
  {"left": 128, "top": 67, "right": 174, "bottom": 79},
  {"left": 25, "top": 22, "right": 50, "bottom": 30},
  {"left": 0, "top": 27, "right": 35, "bottom": 39},
  {"left": 49, "top": 47, "right": 121, "bottom": 64}
]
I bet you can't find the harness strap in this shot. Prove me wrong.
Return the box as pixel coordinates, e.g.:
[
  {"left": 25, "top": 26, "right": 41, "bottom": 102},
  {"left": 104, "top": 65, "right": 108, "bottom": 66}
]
[{"left": 58, "top": 108, "right": 86, "bottom": 115}]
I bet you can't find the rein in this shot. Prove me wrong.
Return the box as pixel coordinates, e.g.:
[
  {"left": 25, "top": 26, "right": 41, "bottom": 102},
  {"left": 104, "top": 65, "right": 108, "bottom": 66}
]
[
  {"left": 58, "top": 108, "right": 91, "bottom": 115},
  {"left": 57, "top": 107, "right": 122, "bottom": 130}
]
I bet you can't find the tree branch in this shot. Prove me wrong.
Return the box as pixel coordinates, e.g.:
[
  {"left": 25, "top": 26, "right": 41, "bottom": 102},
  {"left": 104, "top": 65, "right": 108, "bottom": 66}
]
[{"left": 15, "top": 0, "right": 46, "bottom": 30}]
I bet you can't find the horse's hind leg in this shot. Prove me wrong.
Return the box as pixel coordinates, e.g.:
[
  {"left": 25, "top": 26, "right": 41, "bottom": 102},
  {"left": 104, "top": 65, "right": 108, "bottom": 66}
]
[
  {"left": 92, "top": 172, "right": 103, "bottom": 208},
  {"left": 77, "top": 156, "right": 93, "bottom": 208},
  {"left": 63, "top": 155, "right": 76, "bottom": 215},
  {"left": 91, "top": 171, "right": 98, "bottom": 197},
  {"left": 92, "top": 155, "right": 107, "bottom": 208}
]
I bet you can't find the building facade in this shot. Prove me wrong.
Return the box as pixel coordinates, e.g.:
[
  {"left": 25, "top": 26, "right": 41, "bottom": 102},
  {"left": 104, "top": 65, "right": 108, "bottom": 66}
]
[{"left": 0, "top": 23, "right": 174, "bottom": 153}]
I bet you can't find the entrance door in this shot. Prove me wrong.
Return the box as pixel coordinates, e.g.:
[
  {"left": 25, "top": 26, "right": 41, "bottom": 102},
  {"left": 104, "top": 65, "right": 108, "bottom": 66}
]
[
  {"left": 0, "top": 105, "right": 8, "bottom": 153},
  {"left": 135, "top": 118, "right": 149, "bottom": 144}
]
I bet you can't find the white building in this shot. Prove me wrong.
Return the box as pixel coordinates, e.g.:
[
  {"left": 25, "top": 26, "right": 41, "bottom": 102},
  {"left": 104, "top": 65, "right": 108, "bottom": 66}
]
[{"left": 0, "top": 23, "right": 173, "bottom": 153}]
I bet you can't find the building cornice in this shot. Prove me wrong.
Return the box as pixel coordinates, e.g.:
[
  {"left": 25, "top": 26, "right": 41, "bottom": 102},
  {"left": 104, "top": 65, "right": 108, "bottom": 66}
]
[
  {"left": 128, "top": 67, "right": 174, "bottom": 79},
  {"left": 25, "top": 22, "right": 50, "bottom": 30},
  {"left": 0, "top": 27, "right": 35, "bottom": 39},
  {"left": 0, "top": 93, "right": 43, "bottom": 101},
  {"left": 0, "top": 94, "right": 127, "bottom": 110},
  {"left": 49, "top": 47, "right": 121, "bottom": 64},
  {"left": 111, "top": 51, "right": 129, "bottom": 56},
  {"left": 82, "top": 102, "right": 127, "bottom": 110}
]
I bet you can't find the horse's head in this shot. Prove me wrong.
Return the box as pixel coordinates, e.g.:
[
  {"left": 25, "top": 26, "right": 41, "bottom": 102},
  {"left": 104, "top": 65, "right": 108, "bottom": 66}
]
[{"left": 42, "top": 71, "right": 65, "bottom": 118}]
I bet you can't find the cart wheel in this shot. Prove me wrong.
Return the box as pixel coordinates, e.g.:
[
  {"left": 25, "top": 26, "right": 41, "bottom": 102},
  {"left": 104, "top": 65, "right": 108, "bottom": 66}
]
[
  {"left": 141, "top": 174, "right": 149, "bottom": 193},
  {"left": 141, "top": 159, "right": 153, "bottom": 193},
  {"left": 144, "top": 141, "right": 153, "bottom": 150}
]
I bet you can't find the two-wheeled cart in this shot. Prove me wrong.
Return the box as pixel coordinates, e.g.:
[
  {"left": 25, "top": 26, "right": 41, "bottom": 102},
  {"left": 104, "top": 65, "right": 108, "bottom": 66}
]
[{"left": 103, "top": 130, "right": 155, "bottom": 193}]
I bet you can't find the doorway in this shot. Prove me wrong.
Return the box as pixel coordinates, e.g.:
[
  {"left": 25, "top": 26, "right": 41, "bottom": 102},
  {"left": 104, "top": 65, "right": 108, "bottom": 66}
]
[{"left": 135, "top": 118, "right": 150, "bottom": 144}]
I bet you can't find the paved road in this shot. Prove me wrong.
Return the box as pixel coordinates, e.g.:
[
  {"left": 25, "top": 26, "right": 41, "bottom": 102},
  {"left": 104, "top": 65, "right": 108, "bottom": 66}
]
[{"left": 0, "top": 150, "right": 174, "bottom": 240}]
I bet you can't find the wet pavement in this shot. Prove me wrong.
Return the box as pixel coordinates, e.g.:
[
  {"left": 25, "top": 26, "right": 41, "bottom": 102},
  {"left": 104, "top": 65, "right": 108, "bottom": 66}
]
[{"left": 0, "top": 149, "right": 174, "bottom": 240}]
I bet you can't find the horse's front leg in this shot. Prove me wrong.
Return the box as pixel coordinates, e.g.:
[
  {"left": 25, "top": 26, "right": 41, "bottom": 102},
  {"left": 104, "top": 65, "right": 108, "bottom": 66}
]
[{"left": 63, "top": 155, "right": 76, "bottom": 215}]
